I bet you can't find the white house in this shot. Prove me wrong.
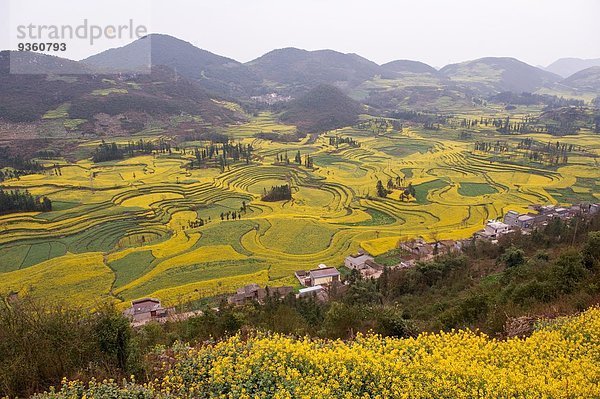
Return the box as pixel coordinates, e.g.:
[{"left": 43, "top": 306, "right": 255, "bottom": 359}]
[
  {"left": 344, "top": 253, "right": 374, "bottom": 270},
  {"left": 298, "top": 285, "right": 324, "bottom": 297},
  {"left": 483, "top": 221, "right": 511, "bottom": 238},
  {"left": 309, "top": 267, "right": 340, "bottom": 286}
]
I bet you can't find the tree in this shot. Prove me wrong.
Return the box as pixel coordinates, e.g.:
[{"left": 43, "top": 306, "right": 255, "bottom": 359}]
[
  {"left": 583, "top": 232, "right": 600, "bottom": 269},
  {"left": 93, "top": 308, "right": 133, "bottom": 371},
  {"left": 375, "top": 306, "right": 413, "bottom": 338},
  {"left": 387, "top": 178, "right": 394, "bottom": 190},
  {"left": 376, "top": 180, "right": 387, "bottom": 198},
  {"left": 407, "top": 183, "right": 416, "bottom": 198},
  {"left": 378, "top": 266, "right": 390, "bottom": 298},
  {"left": 551, "top": 251, "right": 586, "bottom": 294},
  {"left": 501, "top": 245, "right": 525, "bottom": 268},
  {"left": 320, "top": 302, "right": 362, "bottom": 339},
  {"left": 262, "top": 184, "right": 292, "bottom": 202}
]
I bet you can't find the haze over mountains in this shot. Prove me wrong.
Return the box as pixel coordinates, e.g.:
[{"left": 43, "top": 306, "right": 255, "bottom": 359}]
[
  {"left": 80, "top": 34, "right": 598, "bottom": 97},
  {"left": 545, "top": 58, "right": 600, "bottom": 78},
  {"left": 0, "top": 33, "right": 598, "bottom": 130},
  {"left": 439, "top": 57, "right": 562, "bottom": 93}
]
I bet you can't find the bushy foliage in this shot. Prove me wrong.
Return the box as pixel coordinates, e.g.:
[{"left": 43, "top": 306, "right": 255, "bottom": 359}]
[
  {"left": 0, "top": 301, "right": 138, "bottom": 398},
  {"left": 36, "top": 307, "right": 600, "bottom": 398}
]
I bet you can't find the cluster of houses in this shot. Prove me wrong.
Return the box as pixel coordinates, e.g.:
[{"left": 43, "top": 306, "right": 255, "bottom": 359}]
[
  {"left": 475, "top": 202, "right": 600, "bottom": 242},
  {"left": 397, "top": 238, "right": 463, "bottom": 267},
  {"left": 505, "top": 203, "right": 599, "bottom": 230},
  {"left": 124, "top": 202, "right": 600, "bottom": 321}
]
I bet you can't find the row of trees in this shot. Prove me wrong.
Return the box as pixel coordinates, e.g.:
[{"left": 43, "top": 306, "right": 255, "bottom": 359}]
[
  {"left": 456, "top": 108, "right": 595, "bottom": 136},
  {"left": 355, "top": 118, "right": 404, "bottom": 135},
  {"left": 0, "top": 147, "right": 44, "bottom": 171},
  {"left": 220, "top": 210, "right": 243, "bottom": 220},
  {"left": 91, "top": 141, "right": 123, "bottom": 162},
  {"left": 92, "top": 139, "right": 162, "bottom": 163},
  {"left": 475, "top": 139, "right": 578, "bottom": 165},
  {"left": 0, "top": 189, "right": 51, "bottom": 214},
  {"left": 328, "top": 136, "right": 359, "bottom": 148},
  {"left": 489, "top": 92, "right": 584, "bottom": 108},
  {"left": 389, "top": 111, "right": 447, "bottom": 127},
  {"left": 0, "top": 169, "right": 34, "bottom": 183},
  {"left": 474, "top": 140, "right": 510, "bottom": 153},
  {"left": 275, "top": 151, "right": 314, "bottom": 168},
  {"left": 192, "top": 142, "right": 253, "bottom": 167}
]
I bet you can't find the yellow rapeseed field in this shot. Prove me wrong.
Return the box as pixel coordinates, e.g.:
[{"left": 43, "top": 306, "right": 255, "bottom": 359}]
[
  {"left": 44, "top": 306, "right": 600, "bottom": 398},
  {"left": 1, "top": 114, "right": 599, "bottom": 306}
]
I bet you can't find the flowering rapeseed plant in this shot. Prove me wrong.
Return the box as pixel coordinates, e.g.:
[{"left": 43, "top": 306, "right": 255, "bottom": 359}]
[{"left": 37, "top": 307, "right": 600, "bottom": 398}]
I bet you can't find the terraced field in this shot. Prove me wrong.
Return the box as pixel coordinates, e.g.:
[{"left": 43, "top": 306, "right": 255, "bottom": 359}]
[{"left": 1, "top": 115, "right": 599, "bottom": 307}]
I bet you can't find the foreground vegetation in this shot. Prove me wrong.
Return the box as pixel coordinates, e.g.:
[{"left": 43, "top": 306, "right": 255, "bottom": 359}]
[
  {"left": 27, "top": 307, "right": 600, "bottom": 398},
  {"left": 2, "top": 218, "right": 599, "bottom": 398}
]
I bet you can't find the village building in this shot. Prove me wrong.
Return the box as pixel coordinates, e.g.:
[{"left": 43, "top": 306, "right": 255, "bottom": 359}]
[
  {"left": 504, "top": 210, "right": 541, "bottom": 230},
  {"left": 399, "top": 238, "right": 435, "bottom": 258},
  {"left": 435, "top": 240, "right": 462, "bottom": 254},
  {"left": 504, "top": 210, "right": 520, "bottom": 226},
  {"left": 7, "top": 291, "right": 19, "bottom": 304},
  {"left": 309, "top": 266, "right": 341, "bottom": 286},
  {"left": 296, "top": 264, "right": 341, "bottom": 287},
  {"left": 476, "top": 221, "right": 512, "bottom": 240},
  {"left": 516, "top": 214, "right": 537, "bottom": 229},
  {"left": 398, "top": 259, "right": 416, "bottom": 269},
  {"left": 123, "top": 298, "right": 170, "bottom": 326},
  {"left": 360, "top": 259, "right": 384, "bottom": 278},
  {"left": 294, "top": 270, "right": 311, "bottom": 286},
  {"left": 554, "top": 207, "right": 571, "bottom": 219},
  {"left": 344, "top": 252, "right": 374, "bottom": 270},
  {"left": 227, "top": 284, "right": 294, "bottom": 306},
  {"left": 298, "top": 285, "right": 324, "bottom": 297}
]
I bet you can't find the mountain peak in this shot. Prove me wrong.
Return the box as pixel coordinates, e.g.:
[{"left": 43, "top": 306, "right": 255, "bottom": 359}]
[
  {"left": 246, "top": 47, "right": 385, "bottom": 96},
  {"left": 82, "top": 33, "right": 260, "bottom": 97},
  {"left": 381, "top": 59, "right": 438, "bottom": 74}
]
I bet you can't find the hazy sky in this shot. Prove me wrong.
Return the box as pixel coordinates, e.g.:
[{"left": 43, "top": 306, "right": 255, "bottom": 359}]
[{"left": 2, "top": 0, "right": 600, "bottom": 67}]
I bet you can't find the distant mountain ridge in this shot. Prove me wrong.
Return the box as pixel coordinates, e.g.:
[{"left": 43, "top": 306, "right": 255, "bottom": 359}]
[
  {"left": 77, "top": 36, "right": 600, "bottom": 99},
  {"left": 1, "top": 35, "right": 599, "bottom": 126},
  {"left": 546, "top": 57, "right": 600, "bottom": 78},
  {"left": 440, "top": 57, "right": 562, "bottom": 94},
  {"left": 0, "top": 50, "right": 239, "bottom": 126},
  {"left": 562, "top": 66, "right": 600, "bottom": 92}
]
